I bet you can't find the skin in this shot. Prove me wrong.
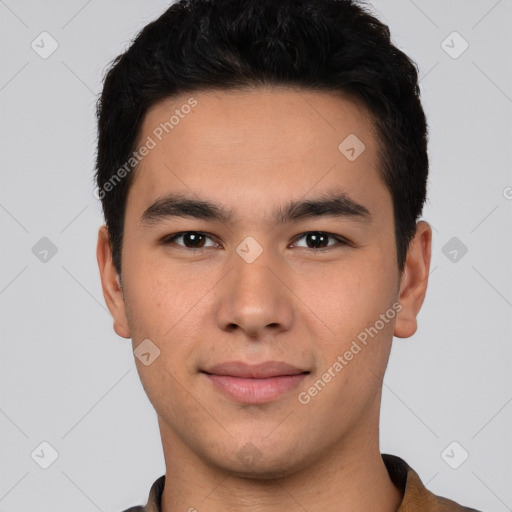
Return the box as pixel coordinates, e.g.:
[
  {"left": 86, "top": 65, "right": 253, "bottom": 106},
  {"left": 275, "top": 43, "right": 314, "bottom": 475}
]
[{"left": 97, "top": 87, "right": 431, "bottom": 512}]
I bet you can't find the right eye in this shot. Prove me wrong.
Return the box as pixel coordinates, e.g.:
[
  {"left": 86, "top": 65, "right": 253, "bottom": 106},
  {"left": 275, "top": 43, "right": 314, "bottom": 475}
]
[{"left": 160, "top": 231, "right": 220, "bottom": 251}]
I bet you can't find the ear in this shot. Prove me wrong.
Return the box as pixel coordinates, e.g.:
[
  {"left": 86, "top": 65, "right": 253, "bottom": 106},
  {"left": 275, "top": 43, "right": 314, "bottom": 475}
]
[
  {"left": 394, "top": 221, "right": 432, "bottom": 339},
  {"left": 96, "top": 225, "right": 131, "bottom": 339}
]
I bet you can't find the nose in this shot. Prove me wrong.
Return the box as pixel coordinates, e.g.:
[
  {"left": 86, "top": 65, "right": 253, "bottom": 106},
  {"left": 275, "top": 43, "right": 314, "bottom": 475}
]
[{"left": 215, "top": 243, "right": 294, "bottom": 339}]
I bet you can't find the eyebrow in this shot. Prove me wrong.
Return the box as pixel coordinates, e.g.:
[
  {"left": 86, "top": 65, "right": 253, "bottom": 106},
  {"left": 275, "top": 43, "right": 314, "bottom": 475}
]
[{"left": 140, "top": 190, "right": 371, "bottom": 228}]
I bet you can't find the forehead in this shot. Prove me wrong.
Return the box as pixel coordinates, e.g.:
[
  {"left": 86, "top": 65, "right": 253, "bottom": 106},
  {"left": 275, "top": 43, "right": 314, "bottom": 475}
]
[{"left": 127, "top": 87, "right": 388, "bottom": 221}]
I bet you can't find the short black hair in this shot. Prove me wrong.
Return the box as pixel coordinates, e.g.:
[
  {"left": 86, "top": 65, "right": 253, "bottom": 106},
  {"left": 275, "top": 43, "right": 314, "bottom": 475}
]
[{"left": 95, "top": 0, "right": 428, "bottom": 275}]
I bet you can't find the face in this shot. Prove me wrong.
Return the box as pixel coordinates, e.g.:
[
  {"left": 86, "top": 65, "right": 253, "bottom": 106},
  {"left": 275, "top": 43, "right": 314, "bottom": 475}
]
[{"left": 98, "top": 87, "right": 431, "bottom": 478}]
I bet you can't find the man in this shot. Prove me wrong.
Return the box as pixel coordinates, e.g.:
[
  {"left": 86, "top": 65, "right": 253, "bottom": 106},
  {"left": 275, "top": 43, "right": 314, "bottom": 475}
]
[{"left": 95, "top": 0, "right": 482, "bottom": 510}]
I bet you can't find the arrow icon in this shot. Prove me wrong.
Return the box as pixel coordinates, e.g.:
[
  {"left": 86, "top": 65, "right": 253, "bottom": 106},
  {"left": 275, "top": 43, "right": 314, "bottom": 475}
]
[
  {"left": 237, "top": 442, "right": 263, "bottom": 466},
  {"left": 442, "top": 236, "right": 468, "bottom": 263},
  {"left": 236, "top": 236, "right": 263, "bottom": 263},
  {"left": 134, "top": 339, "right": 161, "bottom": 365},
  {"left": 441, "top": 441, "right": 469, "bottom": 469},
  {"left": 445, "top": 449, "right": 455, "bottom": 458},
  {"left": 32, "top": 237, "right": 58, "bottom": 262},
  {"left": 448, "top": 249, "right": 458, "bottom": 260},
  {"left": 31, "top": 31, "right": 59, "bottom": 59},
  {"left": 441, "top": 32, "right": 468, "bottom": 60},
  {"left": 338, "top": 134, "right": 365, "bottom": 161},
  {"left": 31, "top": 441, "right": 59, "bottom": 469}
]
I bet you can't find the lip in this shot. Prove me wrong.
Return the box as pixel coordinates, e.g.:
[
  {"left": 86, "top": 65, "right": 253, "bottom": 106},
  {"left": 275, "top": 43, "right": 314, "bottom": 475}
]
[{"left": 201, "top": 361, "right": 310, "bottom": 404}]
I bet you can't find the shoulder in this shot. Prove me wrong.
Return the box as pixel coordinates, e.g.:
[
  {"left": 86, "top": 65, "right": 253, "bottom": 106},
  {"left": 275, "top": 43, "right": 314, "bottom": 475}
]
[
  {"left": 119, "top": 475, "right": 165, "bottom": 512},
  {"left": 382, "top": 453, "right": 483, "bottom": 512}
]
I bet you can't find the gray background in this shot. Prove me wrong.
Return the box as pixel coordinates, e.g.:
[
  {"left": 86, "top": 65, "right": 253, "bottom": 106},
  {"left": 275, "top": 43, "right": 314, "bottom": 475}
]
[{"left": 0, "top": 0, "right": 511, "bottom": 510}]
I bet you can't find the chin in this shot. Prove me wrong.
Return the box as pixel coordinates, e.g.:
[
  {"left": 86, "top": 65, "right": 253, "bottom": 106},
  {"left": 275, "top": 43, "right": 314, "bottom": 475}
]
[
  {"left": 205, "top": 444, "right": 312, "bottom": 481},
  {"left": 223, "top": 461, "right": 305, "bottom": 481},
  {"left": 232, "top": 465, "right": 302, "bottom": 481}
]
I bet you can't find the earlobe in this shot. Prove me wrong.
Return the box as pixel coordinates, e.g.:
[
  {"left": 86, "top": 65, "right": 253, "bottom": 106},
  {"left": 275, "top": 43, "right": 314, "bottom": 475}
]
[
  {"left": 394, "top": 221, "right": 432, "bottom": 339},
  {"left": 96, "top": 225, "right": 131, "bottom": 339}
]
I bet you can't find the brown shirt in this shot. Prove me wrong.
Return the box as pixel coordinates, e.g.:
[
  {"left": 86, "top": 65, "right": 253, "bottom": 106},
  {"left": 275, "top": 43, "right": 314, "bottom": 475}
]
[{"left": 122, "top": 454, "right": 482, "bottom": 512}]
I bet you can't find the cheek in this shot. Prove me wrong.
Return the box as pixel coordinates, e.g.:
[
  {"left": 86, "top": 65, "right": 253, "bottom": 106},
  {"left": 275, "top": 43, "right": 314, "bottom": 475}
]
[
  {"left": 123, "top": 266, "right": 201, "bottom": 410},
  {"left": 302, "top": 258, "right": 398, "bottom": 400},
  {"left": 122, "top": 256, "right": 215, "bottom": 382},
  {"left": 306, "top": 255, "right": 396, "bottom": 330},
  {"left": 124, "top": 272, "right": 170, "bottom": 339},
  {"left": 122, "top": 248, "right": 196, "bottom": 339}
]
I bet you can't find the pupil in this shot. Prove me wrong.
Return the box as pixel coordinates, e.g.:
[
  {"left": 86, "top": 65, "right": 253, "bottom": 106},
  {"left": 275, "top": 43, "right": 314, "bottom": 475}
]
[
  {"left": 308, "top": 232, "right": 327, "bottom": 248},
  {"left": 185, "top": 233, "right": 204, "bottom": 248}
]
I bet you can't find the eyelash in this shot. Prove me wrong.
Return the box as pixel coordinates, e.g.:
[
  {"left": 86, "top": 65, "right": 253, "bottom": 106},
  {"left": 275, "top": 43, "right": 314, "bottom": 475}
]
[{"left": 160, "top": 231, "right": 351, "bottom": 253}]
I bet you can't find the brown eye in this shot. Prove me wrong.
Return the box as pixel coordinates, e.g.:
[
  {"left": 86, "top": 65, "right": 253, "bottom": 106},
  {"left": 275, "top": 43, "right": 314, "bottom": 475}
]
[
  {"left": 292, "top": 232, "right": 349, "bottom": 250},
  {"left": 162, "top": 232, "right": 217, "bottom": 249}
]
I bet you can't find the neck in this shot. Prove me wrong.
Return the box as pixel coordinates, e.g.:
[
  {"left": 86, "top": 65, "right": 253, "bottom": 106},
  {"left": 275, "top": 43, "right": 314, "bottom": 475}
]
[{"left": 158, "top": 419, "right": 402, "bottom": 512}]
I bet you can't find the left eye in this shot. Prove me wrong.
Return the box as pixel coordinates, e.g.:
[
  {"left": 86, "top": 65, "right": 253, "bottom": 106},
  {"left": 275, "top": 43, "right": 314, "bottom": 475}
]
[
  {"left": 161, "top": 231, "right": 348, "bottom": 251},
  {"left": 291, "top": 232, "right": 348, "bottom": 250},
  {"left": 161, "top": 232, "right": 218, "bottom": 249}
]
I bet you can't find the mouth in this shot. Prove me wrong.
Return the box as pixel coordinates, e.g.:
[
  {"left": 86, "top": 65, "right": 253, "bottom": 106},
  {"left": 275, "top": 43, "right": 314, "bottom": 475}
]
[{"left": 201, "top": 361, "right": 310, "bottom": 404}]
